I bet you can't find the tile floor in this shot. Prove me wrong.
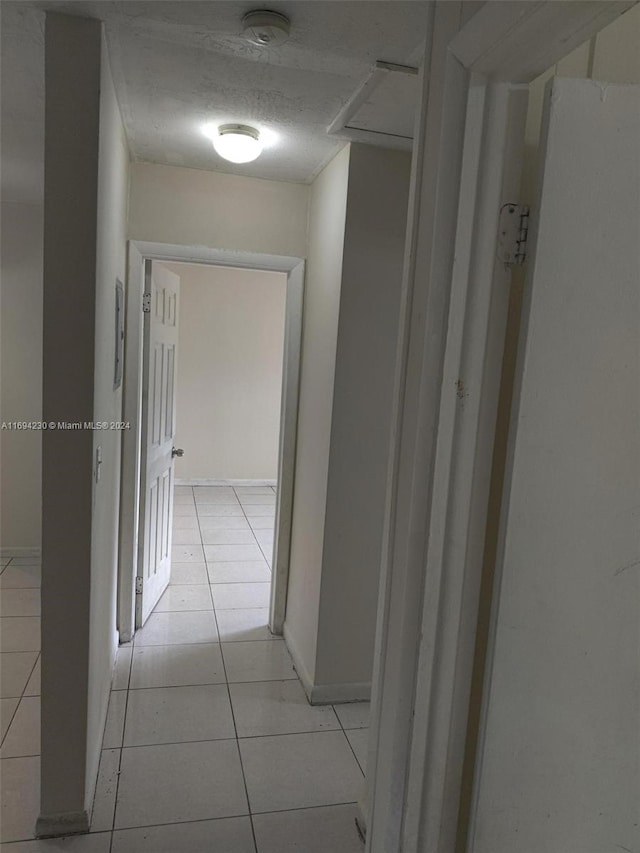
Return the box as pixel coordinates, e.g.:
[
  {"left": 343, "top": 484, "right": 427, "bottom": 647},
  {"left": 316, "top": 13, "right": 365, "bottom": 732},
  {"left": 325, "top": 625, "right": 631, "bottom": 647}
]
[{"left": 0, "top": 485, "right": 369, "bottom": 851}]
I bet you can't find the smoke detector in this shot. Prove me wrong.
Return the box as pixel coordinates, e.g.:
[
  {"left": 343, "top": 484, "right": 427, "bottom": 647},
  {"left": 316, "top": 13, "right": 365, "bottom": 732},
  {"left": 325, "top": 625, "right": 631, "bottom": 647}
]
[{"left": 242, "top": 10, "right": 291, "bottom": 46}]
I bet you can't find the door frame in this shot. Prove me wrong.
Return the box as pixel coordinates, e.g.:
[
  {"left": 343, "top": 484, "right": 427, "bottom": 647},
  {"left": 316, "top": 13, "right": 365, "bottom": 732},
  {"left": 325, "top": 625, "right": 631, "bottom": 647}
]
[
  {"left": 117, "top": 240, "right": 304, "bottom": 642},
  {"left": 364, "top": 3, "right": 636, "bottom": 853}
]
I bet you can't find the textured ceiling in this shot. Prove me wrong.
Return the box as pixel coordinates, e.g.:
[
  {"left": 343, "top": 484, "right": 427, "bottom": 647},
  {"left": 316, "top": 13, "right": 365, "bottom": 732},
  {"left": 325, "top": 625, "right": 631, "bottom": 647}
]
[{"left": 1, "top": 1, "right": 428, "bottom": 192}]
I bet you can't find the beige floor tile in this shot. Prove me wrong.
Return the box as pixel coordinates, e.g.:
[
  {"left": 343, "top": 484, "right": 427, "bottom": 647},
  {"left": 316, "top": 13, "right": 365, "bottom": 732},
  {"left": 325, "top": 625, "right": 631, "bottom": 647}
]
[
  {"left": 230, "top": 680, "right": 340, "bottom": 738},
  {"left": 239, "top": 731, "right": 363, "bottom": 814},
  {"left": 1, "top": 833, "right": 112, "bottom": 851},
  {"left": 130, "top": 642, "right": 225, "bottom": 689},
  {"left": 0, "top": 696, "right": 40, "bottom": 757},
  {"left": 346, "top": 728, "right": 368, "bottom": 774},
  {"left": 154, "top": 584, "right": 212, "bottom": 612},
  {"left": 215, "top": 609, "right": 278, "bottom": 643},
  {"left": 114, "top": 740, "right": 248, "bottom": 828},
  {"left": 123, "top": 684, "right": 234, "bottom": 746},
  {"left": 1, "top": 696, "right": 19, "bottom": 740},
  {"left": 112, "top": 816, "right": 255, "bottom": 853},
  {"left": 0, "top": 565, "right": 41, "bottom": 589},
  {"left": 23, "top": 657, "right": 40, "bottom": 697},
  {"left": 103, "top": 689, "right": 127, "bottom": 749},
  {"left": 0, "top": 755, "right": 40, "bottom": 842},
  {"left": 201, "top": 530, "right": 257, "bottom": 546},
  {"left": 0, "top": 617, "right": 40, "bottom": 652},
  {"left": 112, "top": 647, "right": 132, "bottom": 691},
  {"left": 196, "top": 504, "right": 244, "bottom": 517},
  {"left": 333, "top": 702, "right": 370, "bottom": 730},
  {"left": 211, "top": 582, "right": 271, "bottom": 610},
  {"left": 134, "top": 610, "right": 218, "bottom": 646},
  {"left": 0, "top": 652, "right": 38, "bottom": 698},
  {"left": 90, "top": 748, "right": 120, "bottom": 833},
  {"left": 169, "top": 563, "right": 208, "bottom": 585},
  {"left": 170, "top": 529, "right": 202, "bottom": 546},
  {"left": 208, "top": 561, "right": 270, "bottom": 584},
  {"left": 252, "top": 804, "right": 363, "bottom": 853},
  {"left": 222, "top": 640, "right": 296, "bottom": 683},
  {"left": 171, "top": 544, "right": 205, "bottom": 563},
  {"left": 0, "top": 589, "right": 41, "bottom": 618}
]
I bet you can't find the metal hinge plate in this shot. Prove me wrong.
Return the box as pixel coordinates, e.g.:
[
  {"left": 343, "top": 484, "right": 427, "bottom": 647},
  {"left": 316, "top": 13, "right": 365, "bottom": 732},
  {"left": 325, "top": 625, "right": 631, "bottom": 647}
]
[
  {"left": 135, "top": 576, "right": 143, "bottom": 595},
  {"left": 142, "top": 292, "right": 151, "bottom": 313},
  {"left": 497, "top": 203, "right": 529, "bottom": 266}
]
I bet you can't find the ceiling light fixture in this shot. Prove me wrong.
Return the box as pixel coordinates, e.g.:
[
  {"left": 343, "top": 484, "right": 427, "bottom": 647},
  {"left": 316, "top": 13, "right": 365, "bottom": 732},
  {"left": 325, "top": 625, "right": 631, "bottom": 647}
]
[
  {"left": 242, "top": 10, "right": 291, "bottom": 46},
  {"left": 213, "top": 124, "right": 263, "bottom": 163}
]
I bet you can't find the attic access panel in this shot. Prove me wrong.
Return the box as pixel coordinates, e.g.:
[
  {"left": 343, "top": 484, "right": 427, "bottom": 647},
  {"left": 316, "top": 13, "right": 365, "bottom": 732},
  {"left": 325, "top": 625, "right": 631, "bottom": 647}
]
[{"left": 328, "top": 61, "right": 419, "bottom": 150}]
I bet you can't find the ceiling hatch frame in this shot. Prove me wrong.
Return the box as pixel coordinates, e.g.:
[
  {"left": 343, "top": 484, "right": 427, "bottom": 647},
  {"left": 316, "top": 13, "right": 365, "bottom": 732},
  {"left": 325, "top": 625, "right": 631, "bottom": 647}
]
[{"left": 328, "top": 60, "right": 419, "bottom": 151}]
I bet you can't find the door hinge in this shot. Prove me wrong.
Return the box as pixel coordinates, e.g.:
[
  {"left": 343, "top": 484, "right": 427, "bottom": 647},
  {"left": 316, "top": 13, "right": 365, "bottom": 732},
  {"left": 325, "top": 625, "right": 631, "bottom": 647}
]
[
  {"left": 142, "top": 292, "right": 151, "bottom": 313},
  {"left": 497, "top": 203, "right": 529, "bottom": 266},
  {"left": 135, "top": 576, "right": 143, "bottom": 595}
]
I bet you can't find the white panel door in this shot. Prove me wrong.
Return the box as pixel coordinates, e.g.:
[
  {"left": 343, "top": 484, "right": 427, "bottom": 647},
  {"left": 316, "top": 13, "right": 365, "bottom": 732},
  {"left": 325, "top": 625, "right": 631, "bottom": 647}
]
[
  {"left": 471, "top": 79, "right": 640, "bottom": 851},
  {"left": 137, "top": 262, "right": 180, "bottom": 627}
]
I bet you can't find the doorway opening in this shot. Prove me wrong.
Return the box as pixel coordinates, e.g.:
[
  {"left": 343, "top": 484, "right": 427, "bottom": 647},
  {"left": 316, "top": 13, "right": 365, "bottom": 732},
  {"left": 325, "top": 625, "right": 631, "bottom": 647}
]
[
  {"left": 118, "top": 242, "right": 305, "bottom": 645},
  {"left": 145, "top": 258, "right": 288, "bottom": 638}
]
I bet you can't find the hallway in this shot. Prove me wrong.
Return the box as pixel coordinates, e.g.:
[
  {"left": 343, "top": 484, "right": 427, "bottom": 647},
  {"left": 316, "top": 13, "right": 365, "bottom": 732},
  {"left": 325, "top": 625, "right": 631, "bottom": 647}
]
[{"left": 0, "top": 486, "right": 368, "bottom": 851}]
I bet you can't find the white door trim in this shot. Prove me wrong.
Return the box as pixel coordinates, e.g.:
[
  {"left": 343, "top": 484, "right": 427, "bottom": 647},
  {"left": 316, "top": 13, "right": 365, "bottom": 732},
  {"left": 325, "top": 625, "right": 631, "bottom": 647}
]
[
  {"left": 118, "top": 240, "right": 304, "bottom": 642},
  {"left": 365, "top": 3, "right": 635, "bottom": 853}
]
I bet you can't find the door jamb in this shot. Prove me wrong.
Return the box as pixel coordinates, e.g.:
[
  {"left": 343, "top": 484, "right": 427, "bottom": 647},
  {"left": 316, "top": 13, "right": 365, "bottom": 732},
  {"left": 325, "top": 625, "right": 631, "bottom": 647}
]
[
  {"left": 118, "top": 240, "right": 304, "bottom": 643},
  {"left": 364, "top": 3, "right": 635, "bottom": 853}
]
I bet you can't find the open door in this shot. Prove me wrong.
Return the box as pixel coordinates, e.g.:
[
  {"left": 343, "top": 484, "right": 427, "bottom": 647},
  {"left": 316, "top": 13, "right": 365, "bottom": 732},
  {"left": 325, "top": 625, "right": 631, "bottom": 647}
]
[
  {"left": 136, "top": 261, "right": 181, "bottom": 627},
  {"left": 470, "top": 78, "right": 639, "bottom": 849}
]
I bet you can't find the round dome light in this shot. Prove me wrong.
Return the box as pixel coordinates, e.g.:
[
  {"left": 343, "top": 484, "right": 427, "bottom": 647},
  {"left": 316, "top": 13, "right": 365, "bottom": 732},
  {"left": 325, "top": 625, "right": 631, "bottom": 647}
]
[{"left": 213, "top": 124, "right": 263, "bottom": 163}]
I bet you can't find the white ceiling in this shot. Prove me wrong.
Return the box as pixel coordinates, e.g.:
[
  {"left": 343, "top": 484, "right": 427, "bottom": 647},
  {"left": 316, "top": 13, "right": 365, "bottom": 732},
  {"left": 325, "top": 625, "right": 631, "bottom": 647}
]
[{"left": 1, "top": 0, "right": 428, "bottom": 196}]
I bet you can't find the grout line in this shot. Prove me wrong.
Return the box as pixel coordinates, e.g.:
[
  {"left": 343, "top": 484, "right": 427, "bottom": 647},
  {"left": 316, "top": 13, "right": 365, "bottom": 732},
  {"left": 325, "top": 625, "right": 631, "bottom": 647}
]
[
  {"left": 90, "top": 800, "right": 361, "bottom": 844},
  {"left": 243, "top": 800, "right": 361, "bottom": 817},
  {"left": 234, "top": 488, "right": 275, "bottom": 577},
  {"left": 204, "top": 557, "right": 258, "bottom": 853},
  {"left": 133, "top": 637, "right": 286, "bottom": 648},
  {"left": 113, "top": 726, "right": 350, "bottom": 750},
  {"left": 0, "top": 750, "right": 40, "bottom": 759},
  {"left": 0, "top": 613, "right": 42, "bottom": 619},
  {"left": 333, "top": 707, "right": 367, "bottom": 777},
  {"left": 208, "top": 501, "right": 259, "bottom": 852},
  {"left": 104, "top": 638, "right": 136, "bottom": 851},
  {"left": 0, "top": 650, "right": 41, "bottom": 750}
]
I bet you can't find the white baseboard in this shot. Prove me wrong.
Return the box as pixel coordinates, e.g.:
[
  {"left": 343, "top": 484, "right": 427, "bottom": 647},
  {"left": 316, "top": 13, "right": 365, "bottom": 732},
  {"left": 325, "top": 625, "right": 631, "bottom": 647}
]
[
  {"left": 0, "top": 547, "right": 41, "bottom": 558},
  {"left": 283, "top": 623, "right": 372, "bottom": 706},
  {"left": 309, "top": 680, "right": 371, "bottom": 705},
  {"left": 175, "top": 478, "right": 277, "bottom": 487},
  {"left": 36, "top": 810, "right": 89, "bottom": 838},
  {"left": 283, "top": 622, "right": 315, "bottom": 701}
]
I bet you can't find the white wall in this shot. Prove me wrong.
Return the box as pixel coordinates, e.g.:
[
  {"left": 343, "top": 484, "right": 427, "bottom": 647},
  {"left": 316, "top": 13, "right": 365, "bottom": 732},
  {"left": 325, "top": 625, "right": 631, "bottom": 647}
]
[
  {"left": 284, "top": 145, "right": 351, "bottom": 689},
  {"left": 162, "top": 262, "right": 286, "bottom": 481},
  {"left": 284, "top": 143, "right": 412, "bottom": 699},
  {"left": 0, "top": 4, "right": 44, "bottom": 553},
  {"left": 0, "top": 204, "right": 43, "bottom": 551},
  {"left": 129, "top": 162, "right": 309, "bottom": 259},
  {"left": 473, "top": 76, "right": 639, "bottom": 852},
  {"left": 469, "top": 6, "right": 640, "bottom": 847},
  {"left": 316, "top": 144, "right": 412, "bottom": 691},
  {"left": 39, "top": 14, "right": 129, "bottom": 830},
  {"left": 522, "top": 2, "right": 640, "bottom": 205},
  {"left": 86, "top": 32, "right": 130, "bottom": 811}
]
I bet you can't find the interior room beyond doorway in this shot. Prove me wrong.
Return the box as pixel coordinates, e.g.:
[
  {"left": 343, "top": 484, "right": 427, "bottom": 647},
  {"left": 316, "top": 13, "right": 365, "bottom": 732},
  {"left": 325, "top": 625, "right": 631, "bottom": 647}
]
[
  {"left": 159, "top": 259, "right": 287, "bottom": 615},
  {"left": 165, "top": 261, "right": 287, "bottom": 491}
]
